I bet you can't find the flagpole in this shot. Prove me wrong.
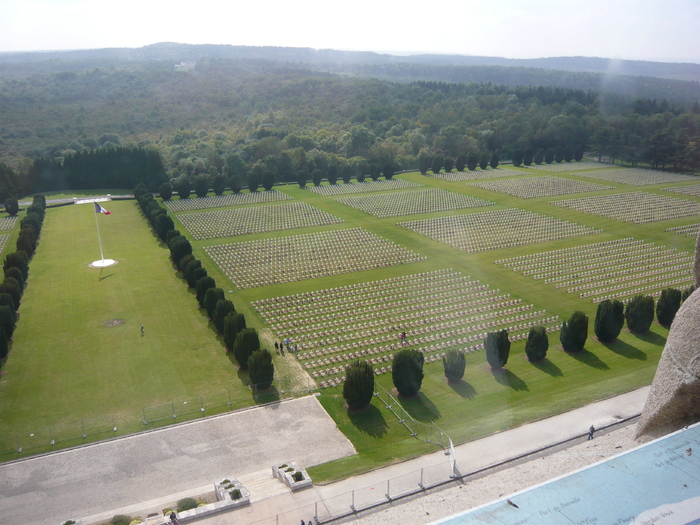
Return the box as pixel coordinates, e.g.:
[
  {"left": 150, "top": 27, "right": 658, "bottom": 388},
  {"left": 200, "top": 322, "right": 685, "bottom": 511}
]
[{"left": 94, "top": 204, "right": 105, "bottom": 262}]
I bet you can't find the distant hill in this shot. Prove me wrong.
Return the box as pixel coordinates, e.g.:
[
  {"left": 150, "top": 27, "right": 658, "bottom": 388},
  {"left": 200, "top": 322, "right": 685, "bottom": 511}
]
[
  {"left": 1, "top": 42, "right": 698, "bottom": 82},
  {"left": 0, "top": 43, "right": 697, "bottom": 106}
]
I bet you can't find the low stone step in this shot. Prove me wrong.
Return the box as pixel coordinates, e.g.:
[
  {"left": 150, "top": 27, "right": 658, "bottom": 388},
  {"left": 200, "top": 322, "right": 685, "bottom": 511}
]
[{"left": 237, "top": 469, "right": 290, "bottom": 502}]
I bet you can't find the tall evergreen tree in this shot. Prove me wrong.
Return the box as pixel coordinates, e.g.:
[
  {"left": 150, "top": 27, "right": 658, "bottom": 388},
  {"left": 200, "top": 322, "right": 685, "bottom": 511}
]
[
  {"left": 525, "top": 325, "right": 549, "bottom": 362},
  {"left": 213, "top": 299, "right": 235, "bottom": 333},
  {"left": 392, "top": 348, "right": 424, "bottom": 397},
  {"left": 233, "top": 328, "right": 260, "bottom": 369},
  {"left": 442, "top": 349, "right": 466, "bottom": 382},
  {"left": 560, "top": 311, "right": 588, "bottom": 352},
  {"left": 484, "top": 330, "right": 510, "bottom": 369},
  {"left": 343, "top": 359, "right": 375, "bottom": 409},
  {"left": 594, "top": 300, "right": 625, "bottom": 342},
  {"left": 656, "top": 288, "right": 682, "bottom": 326},
  {"left": 248, "top": 349, "right": 274, "bottom": 389},
  {"left": 626, "top": 295, "right": 655, "bottom": 333}
]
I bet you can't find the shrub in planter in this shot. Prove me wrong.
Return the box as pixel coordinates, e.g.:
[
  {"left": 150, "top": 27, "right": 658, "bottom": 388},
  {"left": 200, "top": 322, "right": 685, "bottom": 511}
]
[
  {"left": 293, "top": 471, "right": 304, "bottom": 482},
  {"left": 111, "top": 515, "right": 134, "bottom": 525},
  {"left": 230, "top": 489, "right": 241, "bottom": 500},
  {"left": 176, "top": 497, "right": 198, "bottom": 512}
]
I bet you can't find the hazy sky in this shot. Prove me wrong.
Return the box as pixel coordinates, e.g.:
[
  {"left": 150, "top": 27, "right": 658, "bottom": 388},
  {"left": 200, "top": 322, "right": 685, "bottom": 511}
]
[{"left": 1, "top": 0, "right": 698, "bottom": 63}]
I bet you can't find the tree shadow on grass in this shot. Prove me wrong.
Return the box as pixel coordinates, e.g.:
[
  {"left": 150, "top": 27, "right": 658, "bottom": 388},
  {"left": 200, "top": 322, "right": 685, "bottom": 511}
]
[
  {"left": 602, "top": 339, "right": 647, "bottom": 360},
  {"left": 399, "top": 392, "right": 442, "bottom": 423},
  {"left": 253, "top": 385, "right": 281, "bottom": 405},
  {"left": 491, "top": 368, "right": 529, "bottom": 391},
  {"left": 448, "top": 380, "right": 477, "bottom": 399},
  {"left": 348, "top": 404, "right": 389, "bottom": 438},
  {"left": 630, "top": 330, "right": 666, "bottom": 346},
  {"left": 531, "top": 358, "right": 563, "bottom": 377},
  {"left": 565, "top": 348, "right": 610, "bottom": 370}
]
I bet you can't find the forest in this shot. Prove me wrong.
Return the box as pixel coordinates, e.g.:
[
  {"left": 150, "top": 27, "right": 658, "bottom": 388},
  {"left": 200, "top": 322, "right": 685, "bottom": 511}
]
[{"left": 0, "top": 47, "right": 699, "bottom": 198}]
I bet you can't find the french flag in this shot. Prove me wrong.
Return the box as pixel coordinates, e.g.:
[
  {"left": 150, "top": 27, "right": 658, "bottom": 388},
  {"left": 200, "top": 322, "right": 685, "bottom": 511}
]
[{"left": 94, "top": 202, "right": 111, "bottom": 215}]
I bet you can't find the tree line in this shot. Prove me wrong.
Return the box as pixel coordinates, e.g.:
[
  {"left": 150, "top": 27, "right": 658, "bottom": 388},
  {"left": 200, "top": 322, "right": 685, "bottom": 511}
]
[
  {"left": 133, "top": 184, "right": 274, "bottom": 389},
  {"left": 0, "top": 196, "right": 47, "bottom": 360},
  {"left": 1, "top": 61, "right": 699, "bottom": 201},
  {"left": 342, "top": 286, "right": 693, "bottom": 410}
]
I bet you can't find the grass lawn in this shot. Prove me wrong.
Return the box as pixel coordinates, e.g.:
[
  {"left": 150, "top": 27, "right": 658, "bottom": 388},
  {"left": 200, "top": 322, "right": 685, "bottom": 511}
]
[
  {"left": 2, "top": 166, "right": 698, "bottom": 475},
  {"left": 0, "top": 200, "right": 254, "bottom": 458}
]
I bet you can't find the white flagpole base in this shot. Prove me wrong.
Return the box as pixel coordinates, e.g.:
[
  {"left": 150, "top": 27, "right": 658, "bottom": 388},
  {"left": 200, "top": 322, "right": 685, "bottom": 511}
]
[{"left": 89, "top": 259, "right": 117, "bottom": 268}]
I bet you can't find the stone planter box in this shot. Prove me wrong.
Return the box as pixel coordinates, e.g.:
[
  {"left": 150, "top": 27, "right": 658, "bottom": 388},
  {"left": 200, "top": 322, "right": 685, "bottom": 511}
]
[
  {"left": 56, "top": 520, "right": 82, "bottom": 525},
  {"left": 170, "top": 477, "right": 250, "bottom": 522},
  {"left": 272, "top": 462, "right": 312, "bottom": 491}
]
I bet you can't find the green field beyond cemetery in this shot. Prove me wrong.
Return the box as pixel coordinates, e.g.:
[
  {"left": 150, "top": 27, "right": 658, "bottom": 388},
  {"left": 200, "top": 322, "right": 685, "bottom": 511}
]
[{"left": 1, "top": 165, "right": 698, "bottom": 480}]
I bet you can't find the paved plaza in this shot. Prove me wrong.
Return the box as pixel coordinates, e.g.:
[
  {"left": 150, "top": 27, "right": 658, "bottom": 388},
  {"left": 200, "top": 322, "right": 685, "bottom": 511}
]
[{"left": 0, "top": 396, "right": 355, "bottom": 525}]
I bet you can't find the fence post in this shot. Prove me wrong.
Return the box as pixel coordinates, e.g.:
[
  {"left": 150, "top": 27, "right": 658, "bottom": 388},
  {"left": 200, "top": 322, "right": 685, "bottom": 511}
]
[
  {"left": 171, "top": 401, "right": 176, "bottom": 419},
  {"left": 200, "top": 395, "right": 205, "bottom": 412},
  {"left": 112, "top": 415, "right": 117, "bottom": 432},
  {"left": 386, "top": 479, "right": 391, "bottom": 501},
  {"left": 16, "top": 435, "right": 21, "bottom": 453},
  {"left": 419, "top": 468, "right": 424, "bottom": 490},
  {"left": 49, "top": 427, "right": 55, "bottom": 446},
  {"left": 143, "top": 407, "right": 147, "bottom": 426},
  {"left": 315, "top": 501, "right": 318, "bottom": 522},
  {"left": 81, "top": 421, "right": 87, "bottom": 439},
  {"left": 227, "top": 389, "right": 232, "bottom": 408},
  {"left": 350, "top": 489, "right": 356, "bottom": 512}
]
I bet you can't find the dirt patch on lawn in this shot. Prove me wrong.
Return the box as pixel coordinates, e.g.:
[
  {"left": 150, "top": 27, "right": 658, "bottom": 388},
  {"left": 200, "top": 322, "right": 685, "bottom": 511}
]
[{"left": 103, "top": 319, "right": 125, "bottom": 327}]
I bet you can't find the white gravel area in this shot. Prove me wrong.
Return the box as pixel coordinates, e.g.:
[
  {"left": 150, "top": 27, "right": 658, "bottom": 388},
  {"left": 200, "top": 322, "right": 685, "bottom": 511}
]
[{"left": 342, "top": 424, "right": 639, "bottom": 525}]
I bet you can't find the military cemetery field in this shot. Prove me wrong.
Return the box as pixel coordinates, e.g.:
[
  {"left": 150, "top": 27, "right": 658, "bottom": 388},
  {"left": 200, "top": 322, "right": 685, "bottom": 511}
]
[{"left": 2, "top": 163, "right": 699, "bottom": 480}]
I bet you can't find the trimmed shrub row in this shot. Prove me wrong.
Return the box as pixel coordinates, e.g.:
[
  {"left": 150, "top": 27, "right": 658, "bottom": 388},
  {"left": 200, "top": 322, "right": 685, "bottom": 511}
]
[
  {"left": 0, "top": 195, "right": 46, "bottom": 360},
  {"left": 133, "top": 185, "right": 273, "bottom": 390}
]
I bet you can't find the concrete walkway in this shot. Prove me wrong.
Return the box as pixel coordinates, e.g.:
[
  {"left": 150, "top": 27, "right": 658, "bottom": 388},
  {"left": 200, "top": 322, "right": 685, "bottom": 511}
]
[
  {"left": 180, "top": 386, "right": 650, "bottom": 525},
  {"left": 0, "top": 387, "right": 649, "bottom": 525},
  {"left": 0, "top": 396, "right": 356, "bottom": 525}
]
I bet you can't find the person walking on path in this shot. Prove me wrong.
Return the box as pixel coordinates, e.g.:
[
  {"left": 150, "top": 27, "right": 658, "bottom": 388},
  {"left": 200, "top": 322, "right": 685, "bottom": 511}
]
[
  {"left": 275, "top": 341, "right": 279, "bottom": 354},
  {"left": 169, "top": 511, "right": 181, "bottom": 524},
  {"left": 587, "top": 425, "right": 595, "bottom": 440}
]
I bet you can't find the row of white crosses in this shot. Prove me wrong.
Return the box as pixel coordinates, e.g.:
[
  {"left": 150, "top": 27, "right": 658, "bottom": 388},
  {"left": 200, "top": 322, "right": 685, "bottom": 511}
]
[
  {"left": 165, "top": 189, "right": 291, "bottom": 212},
  {"left": 550, "top": 192, "right": 700, "bottom": 224},
  {"left": 496, "top": 238, "right": 693, "bottom": 303},
  {"left": 469, "top": 176, "right": 612, "bottom": 200},
  {"left": 569, "top": 167, "right": 698, "bottom": 186},
  {"left": 251, "top": 270, "right": 561, "bottom": 386},
  {"left": 528, "top": 161, "right": 613, "bottom": 173},
  {"left": 427, "top": 168, "right": 523, "bottom": 182},
  {"left": 306, "top": 179, "right": 422, "bottom": 196},
  {"left": 0, "top": 216, "right": 18, "bottom": 231},
  {"left": 664, "top": 184, "right": 700, "bottom": 198},
  {"left": 205, "top": 228, "right": 425, "bottom": 289},
  {"left": 399, "top": 208, "right": 600, "bottom": 253},
  {"left": 335, "top": 188, "right": 493, "bottom": 218},
  {"left": 178, "top": 201, "right": 344, "bottom": 240},
  {"left": 666, "top": 223, "right": 700, "bottom": 237}
]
